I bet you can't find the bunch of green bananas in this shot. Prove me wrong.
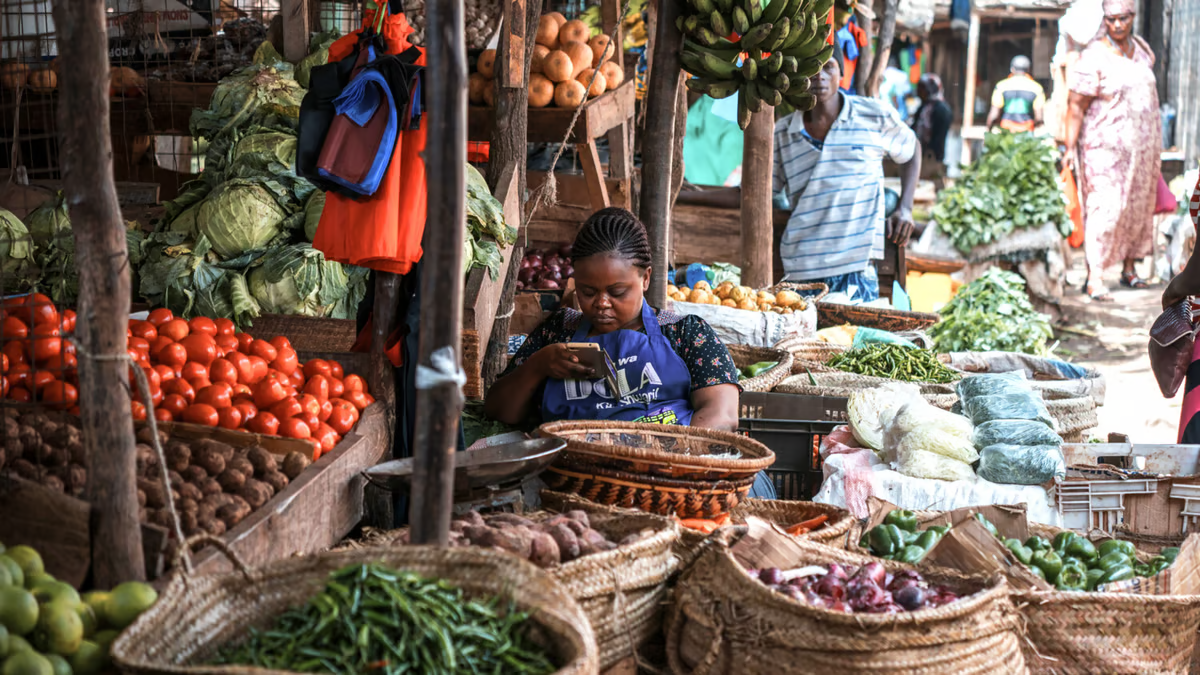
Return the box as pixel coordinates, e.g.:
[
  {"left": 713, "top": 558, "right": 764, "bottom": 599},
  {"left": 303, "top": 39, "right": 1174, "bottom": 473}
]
[{"left": 677, "top": 0, "right": 836, "bottom": 129}]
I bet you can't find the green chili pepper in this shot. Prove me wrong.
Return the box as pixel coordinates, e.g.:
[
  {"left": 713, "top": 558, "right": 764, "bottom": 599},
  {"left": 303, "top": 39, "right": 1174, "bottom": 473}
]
[
  {"left": 1065, "top": 537, "right": 1098, "bottom": 564},
  {"left": 1098, "top": 565, "right": 1136, "bottom": 586},
  {"left": 1086, "top": 568, "right": 1106, "bottom": 591},
  {"left": 1031, "top": 550, "right": 1064, "bottom": 584},
  {"left": 1134, "top": 564, "right": 1152, "bottom": 578},
  {"left": 1004, "top": 538, "right": 1033, "bottom": 565},
  {"left": 884, "top": 509, "right": 919, "bottom": 533},
  {"left": 897, "top": 545, "right": 927, "bottom": 564},
  {"left": 1097, "top": 551, "right": 1131, "bottom": 572},
  {"left": 1055, "top": 564, "right": 1089, "bottom": 591},
  {"left": 1161, "top": 547, "right": 1180, "bottom": 562},
  {"left": 1025, "top": 536, "right": 1052, "bottom": 552}
]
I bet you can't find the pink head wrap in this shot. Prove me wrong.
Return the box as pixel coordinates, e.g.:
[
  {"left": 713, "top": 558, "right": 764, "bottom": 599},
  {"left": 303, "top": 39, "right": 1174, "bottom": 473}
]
[{"left": 1102, "top": 0, "right": 1136, "bottom": 16}]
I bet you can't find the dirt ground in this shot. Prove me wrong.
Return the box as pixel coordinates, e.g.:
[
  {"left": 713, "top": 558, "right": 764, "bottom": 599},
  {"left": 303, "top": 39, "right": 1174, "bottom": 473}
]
[{"left": 1054, "top": 263, "right": 1177, "bottom": 443}]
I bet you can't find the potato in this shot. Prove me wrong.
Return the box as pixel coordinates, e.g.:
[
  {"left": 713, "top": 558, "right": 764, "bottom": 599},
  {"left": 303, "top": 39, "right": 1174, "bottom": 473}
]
[
  {"left": 529, "top": 531, "right": 561, "bottom": 567},
  {"left": 217, "top": 469, "right": 246, "bottom": 493},
  {"left": 261, "top": 470, "right": 289, "bottom": 495},
  {"left": 52, "top": 463, "right": 86, "bottom": 492},
  {"left": 281, "top": 451, "right": 310, "bottom": 480},
  {"left": 564, "top": 510, "right": 591, "bottom": 528},
  {"left": 487, "top": 513, "right": 535, "bottom": 528},
  {"left": 137, "top": 489, "right": 147, "bottom": 508},
  {"left": 165, "top": 441, "right": 191, "bottom": 472},
  {"left": 48, "top": 424, "right": 82, "bottom": 452},
  {"left": 4, "top": 416, "right": 19, "bottom": 441},
  {"left": 192, "top": 439, "right": 235, "bottom": 463},
  {"left": 238, "top": 479, "right": 273, "bottom": 509},
  {"left": 199, "top": 477, "right": 223, "bottom": 497},
  {"left": 178, "top": 482, "right": 203, "bottom": 503},
  {"left": 228, "top": 456, "right": 254, "bottom": 477},
  {"left": 181, "top": 510, "right": 199, "bottom": 535},
  {"left": 195, "top": 450, "right": 226, "bottom": 477},
  {"left": 548, "top": 523, "right": 581, "bottom": 561},
  {"left": 182, "top": 465, "right": 208, "bottom": 484},
  {"left": 201, "top": 517, "right": 226, "bottom": 537},
  {"left": 168, "top": 470, "right": 184, "bottom": 489},
  {"left": 247, "top": 447, "right": 277, "bottom": 477},
  {"left": 67, "top": 440, "right": 86, "bottom": 466},
  {"left": 138, "top": 477, "right": 166, "bottom": 508},
  {"left": 135, "top": 444, "right": 158, "bottom": 476},
  {"left": 150, "top": 509, "right": 173, "bottom": 529},
  {"left": 177, "top": 497, "right": 198, "bottom": 514},
  {"left": 41, "top": 474, "right": 65, "bottom": 493},
  {"left": 217, "top": 502, "right": 251, "bottom": 528},
  {"left": 45, "top": 446, "right": 70, "bottom": 467}
]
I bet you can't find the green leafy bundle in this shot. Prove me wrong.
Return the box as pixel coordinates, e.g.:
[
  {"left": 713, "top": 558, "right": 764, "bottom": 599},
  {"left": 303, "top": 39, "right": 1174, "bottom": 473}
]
[
  {"left": 932, "top": 133, "right": 1071, "bottom": 254},
  {"left": 464, "top": 164, "right": 517, "bottom": 280},
  {"left": 930, "top": 268, "right": 1054, "bottom": 355}
]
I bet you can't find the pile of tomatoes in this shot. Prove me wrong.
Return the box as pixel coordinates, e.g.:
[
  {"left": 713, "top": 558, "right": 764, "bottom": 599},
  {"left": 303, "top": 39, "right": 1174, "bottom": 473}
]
[{"left": 0, "top": 294, "right": 372, "bottom": 458}]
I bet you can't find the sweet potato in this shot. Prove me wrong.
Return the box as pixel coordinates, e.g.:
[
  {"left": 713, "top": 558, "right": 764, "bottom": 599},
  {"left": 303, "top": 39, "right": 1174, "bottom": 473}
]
[
  {"left": 561, "top": 518, "right": 589, "bottom": 537},
  {"left": 565, "top": 510, "right": 591, "bottom": 527},
  {"left": 529, "top": 531, "right": 561, "bottom": 567},
  {"left": 576, "top": 528, "right": 610, "bottom": 556},
  {"left": 548, "top": 523, "right": 581, "bottom": 562},
  {"left": 461, "top": 510, "right": 486, "bottom": 528},
  {"left": 281, "top": 451, "right": 310, "bottom": 480},
  {"left": 216, "top": 469, "right": 246, "bottom": 493},
  {"left": 238, "top": 479, "right": 273, "bottom": 509},
  {"left": 464, "top": 525, "right": 534, "bottom": 559},
  {"left": 246, "top": 446, "right": 277, "bottom": 477},
  {"left": 488, "top": 513, "right": 536, "bottom": 528}
]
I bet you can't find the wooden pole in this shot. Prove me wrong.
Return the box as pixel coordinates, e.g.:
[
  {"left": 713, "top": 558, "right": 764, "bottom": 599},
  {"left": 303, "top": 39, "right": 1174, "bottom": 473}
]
[
  {"left": 51, "top": 0, "right": 143, "bottom": 585},
  {"left": 854, "top": 8, "right": 875, "bottom": 95},
  {"left": 961, "top": 11, "right": 981, "bottom": 165},
  {"left": 410, "top": 0, "right": 467, "bottom": 546},
  {"left": 740, "top": 108, "right": 775, "bottom": 288},
  {"left": 639, "top": 0, "right": 685, "bottom": 308},
  {"left": 281, "top": 0, "right": 312, "bottom": 63},
  {"left": 864, "top": 0, "right": 898, "bottom": 97},
  {"left": 363, "top": 272, "right": 401, "bottom": 528}
]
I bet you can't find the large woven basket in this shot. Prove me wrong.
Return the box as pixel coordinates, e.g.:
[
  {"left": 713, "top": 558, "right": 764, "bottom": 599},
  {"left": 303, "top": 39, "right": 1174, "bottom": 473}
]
[
  {"left": 538, "top": 492, "right": 681, "bottom": 669},
  {"left": 538, "top": 420, "right": 775, "bottom": 482},
  {"left": 773, "top": 336, "right": 849, "bottom": 369},
  {"left": 1042, "top": 389, "right": 1098, "bottom": 443},
  {"left": 542, "top": 464, "right": 757, "bottom": 519},
  {"left": 726, "top": 344, "right": 793, "bottom": 392},
  {"left": 112, "top": 539, "right": 599, "bottom": 675},
  {"left": 767, "top": 281, "right": 830, "bottom": 307},
  {"left": 817, "top": 302, "right": 942, "bottom": 332},
  {"left": 666, "top": 534, "right": 1025, "bottom": 674},
  {"left": 775, "top": 372, "right": 957, "bottom": 404}
]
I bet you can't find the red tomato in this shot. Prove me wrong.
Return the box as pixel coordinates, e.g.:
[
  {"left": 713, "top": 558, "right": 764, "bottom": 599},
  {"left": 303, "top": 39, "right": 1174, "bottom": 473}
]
[
  {"left": 25, "top": 293, "right": 58, "bottom": 327},
  {"left": 147, "top": 308, "right": 175, "bottom": 326},
  {"left": 327, "top": 377, "right": 345, "bottom": 399},
  {"left": 300, "top": 413, "right": 321, "bottom": 432},
  {"left": 327, "top": 400, "right": 359, "bottom": 435},
  {"left": 247, "top": 411, "right": 280, "bottom": 435},
  {"left": 1, "top": 316, "right": 28, "bottom": 340},
  {"left": 129, "top": 337, "right": 151, "bottom": 354},
  {"left": 249, "top": 339, "right": 278, "bottom": 363},
  {"left": 236, "top": 332, "right": 254, "bottom": 353},
  {"left": 254, "top": 377, "right": 290, "bottom": 409},
  {"left": 179, "top": 334, "right": 217, "bottom": 367},
  {"left": 129, "top": 320, "right": 158, "bottom": 341},
  {"left": 7, "top": 364, "right": 31, "bottom": 390},
  {"left": 269, "top": 396, "right": 302, "bottom": 420},
  {"left": 188, "top": 316, "right": 218, "bottom": 337},
  {"left": 213, "top": 317, "right": 236, "bottom": 337},
  {"left": 209, "top": 358, "right": 239, "bottom": 385},
  {"left": 161, "top": 393, "right": 188, "bottom": 416},
  {"left": 270, "top": 335, "right": 293, "bottom": 352},
  {"left": 159, "top": 318, "right": 190, "bottom": 342},
  {"left": 297, "top": 393, "right": 322, "bottom": 418},
  {"left": 163, "top": 378, "right": 196, "bottom": 403},
  {"left": 60, "top": 309, "right": 76, "bottom": 334},
  {"left": 150, "top": 386, "right": 164, "bottom": 408},
  {"left": 62, "top": 368, "right": 79, "bottom": 387},
  {"left": 0, "top": 375, "right": 7, "bottom": 398},
  {"left": 271, "top": 348, "right": 299, "bottom": 376},
  {"left": 131, "top": 400, "right": 148, "bottom": 422},
  {"left": 217, "top": 406, "right": 243, "bottom": 430},
  {"left": 154, "top": 364, "right": 176, "bottom": 382},
  {"left": 140, "top": 365, "right": 162, "bottom": 392},
  {"left": 303, "top": 374, "right": 330, "bottom": 402},
  {"left": 225, "top": 352, "right": 254, "bottom": 383},
  {"left": 41, "top": 381, "right": 78, "bottom": 409},
  {"left": 232, "top": 383, "right": 252, "bottom": 397},
  {"left": 319, "top": 399, "right": 333, "bottom": 422},
  {"left": 303, "top": 359, "right": 332, "bottom": 381},
  {"left": 67, "top": 405, "right": 80, "bottom": 416},
  {"left": 181, "top": 362, "right": 208, "bottom": 382},
  {"left": 188, "top": 377, "right": 213, "bottom": 391},
  {"left": 195, "top": 384, "right": 233, "bottom": 409},
  {"left": 154, "top": 408, "right": 174, "bottom": 423},
  {"left": 345, "top": 390, "right": 372, "bottom": 411},
  {"left": 315, "top": 423, "right": 340, "bottom": 452},
  {"left": 279, "top": 417, "right": 312, "bottom": 440},
  {"left": 182, "top": 403, "right": 220, "bottom": 426},
  {"left": 343, "top": 374, "right": 367, "bottom": 394},
  {"left": 42, "top": 351, "right": 76, "bottom": 373},
  {"left": 234, "top": 401, "right": 257, "bottom": 423},
  {"left": 328, "top": 361, "right": 345, "bottom": 380},
  {"left": 158, "top": 343, "right": 188, "bottom": 369},
  {"left": 246, "top": 355, "right": 269, "bottom": 384},
  {"left": 288, "top": 368, "right": 305, "bottom": 388},
  {"left": 30, "top": 370, "right": 56, "bottom": 393},
  {"left": 216, "top": 335, "right": 239, "bottom": 353},
  {"left": 0, "top": 352, "right": 7, "bottom": 374},
  {"left": 8, "top": 386, "right": 31, "bottom": 402},
  {"left": 150, "top": 335, "right": 175, "bottom": 359}
]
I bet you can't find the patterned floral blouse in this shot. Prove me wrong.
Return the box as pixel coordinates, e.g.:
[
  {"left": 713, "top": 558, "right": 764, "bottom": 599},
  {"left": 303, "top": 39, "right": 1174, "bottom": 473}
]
[{"left": 502, "top": 307, "right": 741, "bottom": 392}]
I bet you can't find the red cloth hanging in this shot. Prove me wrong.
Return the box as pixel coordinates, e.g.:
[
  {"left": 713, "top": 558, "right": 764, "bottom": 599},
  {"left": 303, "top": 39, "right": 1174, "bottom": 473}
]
[{"left": 311, "top": 11, "right": 428, "bottom": 275}]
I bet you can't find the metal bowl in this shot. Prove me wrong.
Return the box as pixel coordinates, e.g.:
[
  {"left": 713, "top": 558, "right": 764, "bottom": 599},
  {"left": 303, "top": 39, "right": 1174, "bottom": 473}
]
[{"left": 362, "top": 437, "right": 566, "bottom": 495}]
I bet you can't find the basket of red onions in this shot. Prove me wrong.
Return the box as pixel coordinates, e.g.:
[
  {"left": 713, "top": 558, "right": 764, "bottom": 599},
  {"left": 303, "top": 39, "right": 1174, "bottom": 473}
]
[
  {"left": 518, "top": 245, "right": 574, "bottom": 292},
  {"left": 666, "top": 533, "right": 1026, "bottom": 674}
]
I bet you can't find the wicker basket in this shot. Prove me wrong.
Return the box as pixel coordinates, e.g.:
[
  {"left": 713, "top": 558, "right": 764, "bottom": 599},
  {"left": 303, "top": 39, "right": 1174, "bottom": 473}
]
[
  {"left": 538, "top": 420, "right": 775, "bottom": 482},
  {"left": 772, "top": 336, "right": 849, "bottom": 369},
  {"left": 112, "top": 538, "right": 599, "bottom": 675},
  {"left": 1042, "top": 389, "right": 1098, "bottom": 443},
  {"left": 673, "top": 500, "right": 857, "bottom": 571},
  {"left": 817, "top": 302, "right": 942, "bottom": 332},
  {"left": 775, "top": 372, "right": 957, "bottom": 407},
  {"left": 666, "top": 534, "right": 1025, "bottom": 674},
  {"left": 543, "top": 464, "right": 757, "bottom": 519},
  {"left": 767, "top": 281, "right": 830, "bottom": 308},
  {"left": 727, "top": 344, "right": 793, "bottom": 392}
]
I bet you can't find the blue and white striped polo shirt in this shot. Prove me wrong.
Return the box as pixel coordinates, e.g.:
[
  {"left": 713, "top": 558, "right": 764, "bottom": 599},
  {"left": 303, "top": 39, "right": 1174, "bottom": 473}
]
[{"left": 772, "top": 94, "right": 917, "bottom": 280}]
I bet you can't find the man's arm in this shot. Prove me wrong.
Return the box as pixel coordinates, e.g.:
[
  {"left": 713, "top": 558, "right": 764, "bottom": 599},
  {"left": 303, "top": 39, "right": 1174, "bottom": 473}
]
[
  {"left": 986, "top": 105, "right": 1002, "bottom": 129},
  {"left": 1034, "top": 88, "right": 1046, "bottom": 125}
]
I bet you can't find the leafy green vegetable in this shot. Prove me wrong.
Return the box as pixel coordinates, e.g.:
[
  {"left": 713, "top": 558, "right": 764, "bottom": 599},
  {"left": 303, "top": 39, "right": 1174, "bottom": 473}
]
[
  {"left": 930, "top": 268, "right": 1054, "bottom": 355},
  {"left": 190, "top": 59, "right": 304, "bottom": 143},
  {"left": 303, "top": 190, "right": 324, "bottom": 242},
  {"left": 0, "top": 206, "right": 35, "bottom": 288},
  {"left": 463, "top": 163, "right": 516, "bottom": 280},
  {"left": 25, "top": 192, "right": 71, "bottom": 251},
  {"left": 196, "top": 179, "right": 288, "bottom": 258},
  {"left": 932, "top": 133, "right": 1070, "bottom": 254},
  {"left": 139, "top": 234, "right": 262, "bottom": 326},
  {"left": 247, "top": 243, "right": 368, "bottom": 319},
  {"left": 462, "top": 401, "right": 521, "bottom": 446}
]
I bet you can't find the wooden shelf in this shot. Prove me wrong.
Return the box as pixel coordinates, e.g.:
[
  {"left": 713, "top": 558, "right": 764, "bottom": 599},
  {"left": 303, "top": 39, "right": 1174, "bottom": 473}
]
[{"left": 467, "top": 79, "right": 635, "bottom": 144}]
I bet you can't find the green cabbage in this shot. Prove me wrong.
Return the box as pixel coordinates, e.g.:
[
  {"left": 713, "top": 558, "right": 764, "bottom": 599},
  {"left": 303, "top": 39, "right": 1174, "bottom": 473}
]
[
  {"left": 25, "top": 192, "right": 71, "bottom": 252},
  {"left": 247, "top": 243, "right": 366, "bottom": 318},
  {"left": 190, "top": 63, "right": 304, "bottom": 142},
  {"left": 197, "top": 179, "right": 287, "bottom": 258},
  {"left": 0, "top": 206, "right": 34, "bottom": 287},
  {"left": 304, "top": 191, "right": 324, "bottom": 242},
  {"left": 138, "top": 233, "right": 262, "bottom": 327}
]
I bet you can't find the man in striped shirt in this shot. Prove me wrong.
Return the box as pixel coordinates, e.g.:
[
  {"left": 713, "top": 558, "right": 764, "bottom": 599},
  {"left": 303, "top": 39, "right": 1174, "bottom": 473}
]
[{"left": 773, "top": 52, "right": 921, "bottom": 302}]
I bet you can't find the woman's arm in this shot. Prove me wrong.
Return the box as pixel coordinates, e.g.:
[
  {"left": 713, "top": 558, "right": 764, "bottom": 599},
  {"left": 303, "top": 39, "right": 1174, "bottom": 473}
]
[
  {"left": 1063, "top": 92, "right": 1093, "bottom": 170},
  {"left": 690, "top": 384, "right": 740, "bottom": 431},
  {"left": 1164, "top": 247, "right": 1200, "bottom": 309}
]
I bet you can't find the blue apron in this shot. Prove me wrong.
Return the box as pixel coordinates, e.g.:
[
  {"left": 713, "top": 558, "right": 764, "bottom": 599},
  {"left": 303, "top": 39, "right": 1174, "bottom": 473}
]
[{"left": 541, "top": 302, "right": 777, "bottom": 499}]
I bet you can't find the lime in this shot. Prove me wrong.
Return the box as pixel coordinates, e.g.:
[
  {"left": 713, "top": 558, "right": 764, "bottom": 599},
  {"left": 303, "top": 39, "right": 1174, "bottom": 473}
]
[
  {"left": 42, "top": 655, "right": 70, "bottom": 675},
  {"left": 73, "top": 604, "right": 96, "bottom": 639},
  {"left": 77, "top": 594, "right": 106, "bottom": 632},
  {"left": 100, "top": 582, "right": 157, "bottom": 629},
  {"left": 22, "top": 574, "right": 54, "bottom": 593},
  {"left": 7, "top": 635, "right": 31, "bottom": 653},
  {"left": 31, "top": 583, "right": 79, "bottom": 609},
  {"left": 0, "top": 587, "right": 38, "bottom": 636},
  {"left": 32, "top": 601, "right": 83, "bottom": 656},
  {"left": 66, "top": 640, "right": 105, "bottom": 675},
  {"left": 89, "top": 630, "right": 117, "bottom": 653},
  {"left": 0, "top": 624, "right": 8, "bottom": 659},
  {"left": 0, "top": 564, "right": 12, "bottom": 588},
  {"left": 0, "top": 557, "right": 25, "bottom": 589},
  {"left": 1, "top": 650, "right": 53, "bottom": 675},
  {"left": 4, "top": 548, "right": 43, "bottom": 581}
]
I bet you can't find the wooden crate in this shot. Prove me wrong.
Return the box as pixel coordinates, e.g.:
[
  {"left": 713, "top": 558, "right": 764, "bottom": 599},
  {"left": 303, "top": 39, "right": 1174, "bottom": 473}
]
[{"left": 467, "top": 79, "right": 635, "bottom": 144}]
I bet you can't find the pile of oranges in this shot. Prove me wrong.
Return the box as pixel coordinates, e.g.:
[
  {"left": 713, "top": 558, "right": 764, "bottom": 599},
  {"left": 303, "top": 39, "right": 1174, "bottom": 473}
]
[{"left": 0, "top": 294, "right": 372, "bottom": 459}]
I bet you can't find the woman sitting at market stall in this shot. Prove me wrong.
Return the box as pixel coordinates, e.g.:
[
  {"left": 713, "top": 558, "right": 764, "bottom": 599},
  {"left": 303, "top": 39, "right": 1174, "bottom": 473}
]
[{"left": 486, "top": 208, "right": 774, "bottom": 495}]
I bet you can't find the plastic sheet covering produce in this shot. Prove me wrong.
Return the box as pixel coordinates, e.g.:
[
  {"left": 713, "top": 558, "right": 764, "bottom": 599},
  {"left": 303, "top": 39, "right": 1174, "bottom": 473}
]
[
  {"left": 956, "top": 372, "right": 1031, "bottom": 400},
  {"left": 973, "top": 419, "right": 1062, "bottom": 449},
  {"left": 976, "top": 444, "right": 1066, "bottom": 485},
  {"left": 884, "top": 402, "right": 978, "bottom": 464},
  {"left": 847, "top": 381, "right": 922, "bottom": 450},
  {"left": 895, "top": 446, "right": 977, "bottom": 482},
  {"left": 964, "top": 393, "right": 1055, "bottom": 428}
]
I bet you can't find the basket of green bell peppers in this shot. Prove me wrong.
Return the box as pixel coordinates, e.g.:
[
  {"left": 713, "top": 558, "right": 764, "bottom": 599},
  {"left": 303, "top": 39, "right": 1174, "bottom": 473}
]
[{"left": 858, "top": 509, "right": 949, "bottom": 565}]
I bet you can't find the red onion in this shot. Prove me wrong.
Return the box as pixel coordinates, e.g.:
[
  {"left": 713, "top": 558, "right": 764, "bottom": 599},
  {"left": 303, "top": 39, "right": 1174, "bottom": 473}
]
[
  {"left": 852, "top": 562, "right": 887, "bottom": 587},
  {"left": 536, "top": 279, "right": 561, "bottom": 290},
  {"left": 545, "top": 268, "right": 563, "bottom": 282},
  {"left": 516, "top": 281, "right": 525, "bottom": 291},
  {"left": 893, "top": 585, "right": 926, "bottom": 611},
  {"left": 518, "top": 267, "right": 538, "bottom": 283},
  {"left": 563, "top": 265, "right": 574, "bottom": 278},
  {"left": 527, "top": 253, "right": 543, "bottom": 268}
]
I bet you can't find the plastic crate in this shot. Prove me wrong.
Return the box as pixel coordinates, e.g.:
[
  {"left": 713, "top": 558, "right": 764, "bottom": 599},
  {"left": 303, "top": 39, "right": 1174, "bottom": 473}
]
[
  {"left": 739, "top": 418, "right": 841, "bottom": 500},
  {"left": 1054, "top": 478, "right": 1159, "bottom": 532}
]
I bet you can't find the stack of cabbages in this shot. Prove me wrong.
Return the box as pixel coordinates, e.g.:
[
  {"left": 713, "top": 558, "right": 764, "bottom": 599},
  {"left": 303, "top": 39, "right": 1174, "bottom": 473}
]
[{"left": 958, "top": 373, "right": 1065, "bottom": 485}]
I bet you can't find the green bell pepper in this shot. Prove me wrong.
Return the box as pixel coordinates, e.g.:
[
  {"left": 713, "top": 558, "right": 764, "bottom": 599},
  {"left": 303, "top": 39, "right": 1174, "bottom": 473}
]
[
  {"left": 1161, "top": 547, "right": 1180, "bottom": 563},
  {"left": 1097, "top": 539, "right": 1136, "bottom": 560},
  {"left": 1151, "top": 558, "right": 1173, "bottom": 574},
  {"left": 916, "top": 529, "right": 943, "bottom": 551},
  {"left": 1029, "top": 564, "right": 1046, "bottom": 580},
  {"left": 1031, "top": 550, "right": 1064, "bottom": 584},
  {"left": 1097, "top": 551, "right": 1131, "bottom": 572},
  {"left": 1061, "top": 555, "right": 1086, "bottom": 571},
  {"left": 1004, "top": 538, "right": 1033, "bottom": 565},
  {"left": 1134, "top": 564, "right": 1152, "bottom": 578},
  {"left": 1025, "top": 536, "right": 1052, "bottom": 552},
  {"left": 897, "top": 545, "right": 927, "bottom": 564},
  {"left": 1098, "top": 565, "right": 1136, "bottom": 586},
  {"left": 859, "top": 532, "right": 870, "bottom": 549},
  {"left": 869, "top": 524, "right": 905, "bottom": 557},
  {"left": 1086, "top": 568, "right": 1106, "bottom": 591},
  {"left": 1065, "top": 537, "right": 1098, "bottom": 564},
  {"left": 884, "top": 509, "right": 919, "bottom": 533},
  {"left": 1052, "top": 531, "right": 1076, "bottom": 553},
  {"left": 1055, "top": 564, "right": 1089, "bottom": 591},
  {"left": 928, "top": 525, "right": 950, "bottom": 536},
  {"left": 974, "top": 513, "right": 1000, "bottom": 538}
]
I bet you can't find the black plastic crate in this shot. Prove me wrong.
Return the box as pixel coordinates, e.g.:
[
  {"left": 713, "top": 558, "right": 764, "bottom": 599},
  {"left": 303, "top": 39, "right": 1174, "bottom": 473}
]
[{"left": 739, "top": 418, "right": 842, "bottom": 500}]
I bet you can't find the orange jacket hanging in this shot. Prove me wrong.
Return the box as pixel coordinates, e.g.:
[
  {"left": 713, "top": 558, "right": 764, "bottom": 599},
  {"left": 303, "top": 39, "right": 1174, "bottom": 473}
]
[{"left": 312, "top": 11, "right": 427, "bottom": 276}]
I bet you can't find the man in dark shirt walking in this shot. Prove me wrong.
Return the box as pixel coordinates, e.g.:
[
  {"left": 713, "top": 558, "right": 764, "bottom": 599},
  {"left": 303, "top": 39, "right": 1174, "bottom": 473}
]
[{"left": 912, "top": 73, "right": 952, "bottom": 190}]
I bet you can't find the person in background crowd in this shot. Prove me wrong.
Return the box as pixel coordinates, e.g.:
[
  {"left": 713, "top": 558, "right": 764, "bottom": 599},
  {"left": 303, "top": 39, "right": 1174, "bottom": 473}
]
[
  {"left": 987, "top": 56, "right": 1045, "bottom": 132},
  {"left": 912, "top": 73, "right": 953, "bottom": 191},
  {"left": 881, "top": 55, "right": 912, "bottom": 121},
  {"left": 1064, "top": 0, "right": 1160, "bottom": 300}
]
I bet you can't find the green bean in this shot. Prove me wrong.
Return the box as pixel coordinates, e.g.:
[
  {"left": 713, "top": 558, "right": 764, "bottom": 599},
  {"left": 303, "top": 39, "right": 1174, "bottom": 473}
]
[{"left": 828, "top": 344, "right": 960, "bottom": 384}]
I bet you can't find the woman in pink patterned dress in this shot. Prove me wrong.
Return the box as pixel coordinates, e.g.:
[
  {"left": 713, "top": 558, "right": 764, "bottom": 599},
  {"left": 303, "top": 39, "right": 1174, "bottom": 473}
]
[{"left": 1064, "top": 0, "right": 1161, "bottom": 300}]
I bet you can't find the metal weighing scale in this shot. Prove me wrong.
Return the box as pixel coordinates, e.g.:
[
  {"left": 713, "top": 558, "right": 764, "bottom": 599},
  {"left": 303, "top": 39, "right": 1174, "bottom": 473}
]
[{"left": 362, "top": 437, "right": 566, "bottom": 514}]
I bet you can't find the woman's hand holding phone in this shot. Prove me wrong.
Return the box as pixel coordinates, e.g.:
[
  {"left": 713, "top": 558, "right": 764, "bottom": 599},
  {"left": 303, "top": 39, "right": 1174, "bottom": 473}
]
[{"left": 534, "top": 344, "right": 596, "bottom": 380}]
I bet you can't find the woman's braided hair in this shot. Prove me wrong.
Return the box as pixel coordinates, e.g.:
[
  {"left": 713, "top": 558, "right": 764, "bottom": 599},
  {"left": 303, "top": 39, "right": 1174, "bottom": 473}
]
[{"left": 571, "top": 207, "right": 653, "bottom": 268}]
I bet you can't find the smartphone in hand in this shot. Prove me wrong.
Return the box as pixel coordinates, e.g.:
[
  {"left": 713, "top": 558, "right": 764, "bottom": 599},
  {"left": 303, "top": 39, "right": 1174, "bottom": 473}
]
[{"left": 564, "top": 343, "right": 620, "bottom": 396}]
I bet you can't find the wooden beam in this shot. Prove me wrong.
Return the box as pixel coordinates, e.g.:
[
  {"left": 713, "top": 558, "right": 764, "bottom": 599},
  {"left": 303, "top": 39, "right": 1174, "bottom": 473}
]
[
  {"left": 577, "top": 139, "right": 612, "bottom": 210},
  {"left": 638, "top": 0, "right": 685, "bottom": 308},
  {"left": 411, "top": 0, "right": 467, "bottom": 547},
  {"left": 281, "top": 0, "right": 311, "bottom": 63},
  {"left": 962, "top": 11, "right": 981, "bottom": 165},
  {"left": 364, "top": 272, "right": 401, "bottom": 529},
  {"left": 864, "top": 0, "right": 899, "bottom": 97},
  {"left": 740, "top": 109, "right": 774, "bottom": 288},
  {"left": 52, "top": 0, "right": 144, "bottom": 585}
]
